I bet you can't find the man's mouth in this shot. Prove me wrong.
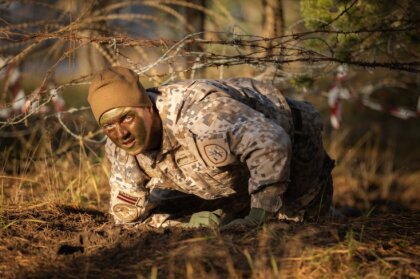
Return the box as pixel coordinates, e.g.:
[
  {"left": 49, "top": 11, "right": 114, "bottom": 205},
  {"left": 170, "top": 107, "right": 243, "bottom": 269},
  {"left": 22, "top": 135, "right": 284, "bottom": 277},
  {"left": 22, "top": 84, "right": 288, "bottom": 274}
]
[{"left": 121, "top": 138, "right": 135, "bottom": 147}]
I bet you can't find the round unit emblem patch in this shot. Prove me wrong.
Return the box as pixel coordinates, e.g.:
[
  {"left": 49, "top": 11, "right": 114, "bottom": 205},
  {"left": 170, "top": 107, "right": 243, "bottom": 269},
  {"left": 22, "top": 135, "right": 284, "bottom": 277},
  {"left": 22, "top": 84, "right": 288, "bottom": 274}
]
[
  {"left": 113, "top": 203, "right": 139, "bottom": 223},
  {"left": 203, "top": 144, "right": 228, "bottom": 165}
]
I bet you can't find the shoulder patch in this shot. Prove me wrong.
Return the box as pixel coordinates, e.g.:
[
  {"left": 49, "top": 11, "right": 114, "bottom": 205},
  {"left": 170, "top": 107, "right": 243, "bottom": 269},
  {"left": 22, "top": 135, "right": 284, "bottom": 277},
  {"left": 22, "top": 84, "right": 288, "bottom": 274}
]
[
  {"left": 112, "top": 203, "right": 139, "bottom": 223},
  {"left": 203, "top": 144, "right": 228, "bottom": 165},
  {"left": 116, "top": 191, "right": 140, "bottom": 205},
  {"left": 195, "top": 133, "right": 236, "bottom": 167}
]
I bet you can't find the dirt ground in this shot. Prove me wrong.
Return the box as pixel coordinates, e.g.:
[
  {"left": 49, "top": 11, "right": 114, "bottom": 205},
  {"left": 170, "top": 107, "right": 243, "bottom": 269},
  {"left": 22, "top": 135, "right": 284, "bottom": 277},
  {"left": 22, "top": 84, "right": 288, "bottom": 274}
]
[{"left": 0, "top": 203, "right": 419, "bottom": 279}]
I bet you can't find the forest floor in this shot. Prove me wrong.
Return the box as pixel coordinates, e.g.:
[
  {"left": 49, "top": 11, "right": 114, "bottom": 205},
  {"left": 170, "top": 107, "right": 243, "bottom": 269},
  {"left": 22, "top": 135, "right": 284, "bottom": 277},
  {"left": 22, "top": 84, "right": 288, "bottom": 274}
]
[{"left": 0, "top": 204, "right": 419, "bottom": 278}]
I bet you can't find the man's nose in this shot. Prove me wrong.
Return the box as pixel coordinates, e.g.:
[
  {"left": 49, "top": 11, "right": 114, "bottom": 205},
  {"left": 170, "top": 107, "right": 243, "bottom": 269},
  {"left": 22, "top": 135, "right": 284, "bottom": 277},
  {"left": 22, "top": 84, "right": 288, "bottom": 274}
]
[{"left": 116, "top": 125, "right": 129, "bottom": 138}]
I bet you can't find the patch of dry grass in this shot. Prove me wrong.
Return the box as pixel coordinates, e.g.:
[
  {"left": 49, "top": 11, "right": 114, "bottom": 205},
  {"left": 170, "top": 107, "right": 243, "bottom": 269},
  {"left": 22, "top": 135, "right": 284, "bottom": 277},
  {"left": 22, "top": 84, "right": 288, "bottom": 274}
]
[
  {"left": 327, "top": 129, "right": 419, "bottom": 214},
  {"left": 0, "top": 117, "right": 108, "bottom": 209}
]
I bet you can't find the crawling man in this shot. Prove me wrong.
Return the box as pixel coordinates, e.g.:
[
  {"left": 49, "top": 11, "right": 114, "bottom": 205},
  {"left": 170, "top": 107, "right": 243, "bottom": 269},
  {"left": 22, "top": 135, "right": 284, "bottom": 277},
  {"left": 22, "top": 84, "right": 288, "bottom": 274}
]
[{"left": 88, "top": 67, "right": 334, "bottom": 228}]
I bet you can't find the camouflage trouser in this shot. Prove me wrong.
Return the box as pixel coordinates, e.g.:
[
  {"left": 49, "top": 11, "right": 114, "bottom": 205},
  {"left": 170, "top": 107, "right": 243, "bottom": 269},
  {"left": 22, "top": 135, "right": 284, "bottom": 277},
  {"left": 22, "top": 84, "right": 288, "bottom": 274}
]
[
  {"left": 302, "top": 154, "right": 334, "bottom": 221},
  {"left": 275, "top": 151, "right": 334, "bottom": 223},
  {"left": 277, "top": 98, "right": 335, "bottom": 222}
]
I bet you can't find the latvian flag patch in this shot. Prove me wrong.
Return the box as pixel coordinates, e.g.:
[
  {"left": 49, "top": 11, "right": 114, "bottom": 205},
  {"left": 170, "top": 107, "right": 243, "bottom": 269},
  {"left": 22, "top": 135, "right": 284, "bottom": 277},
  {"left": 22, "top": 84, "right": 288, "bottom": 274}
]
[{"left": 117, "top": 191, "right": 139, "bottom": 205}]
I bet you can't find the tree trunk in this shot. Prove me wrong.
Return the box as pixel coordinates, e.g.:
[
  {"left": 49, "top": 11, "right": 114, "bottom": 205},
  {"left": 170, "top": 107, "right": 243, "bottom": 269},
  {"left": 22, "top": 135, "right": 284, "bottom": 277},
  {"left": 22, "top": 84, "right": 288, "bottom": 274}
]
[
  {"left": 184, "top": 0, "right": 206, "bottom": 79},
  {"left": 260, "top": 0, "right": 285, "bottom": 78},
  {"left": 262, "top": 0, "right": 285, "bottom": 39}
]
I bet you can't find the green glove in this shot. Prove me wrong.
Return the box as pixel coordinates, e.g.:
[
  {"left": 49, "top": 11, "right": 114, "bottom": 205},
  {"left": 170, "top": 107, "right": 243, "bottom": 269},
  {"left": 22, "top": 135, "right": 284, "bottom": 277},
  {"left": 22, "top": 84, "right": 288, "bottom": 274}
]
[
  {"left": 222, "top": 208, "right": 272, "bottom": 228},
  {"left": 183, "top": 210, "right": 222, "bottom": 228}
]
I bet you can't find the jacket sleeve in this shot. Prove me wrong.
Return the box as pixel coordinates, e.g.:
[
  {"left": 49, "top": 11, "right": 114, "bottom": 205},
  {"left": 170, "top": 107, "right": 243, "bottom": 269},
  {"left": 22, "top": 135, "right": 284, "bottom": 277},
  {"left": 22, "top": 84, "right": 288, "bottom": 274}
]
[
  {"left": 180, "top": 89, "right": 292, "bottom": 211},
  {"left": 104, "top": 138, "right": 151, "bottom": 224}
]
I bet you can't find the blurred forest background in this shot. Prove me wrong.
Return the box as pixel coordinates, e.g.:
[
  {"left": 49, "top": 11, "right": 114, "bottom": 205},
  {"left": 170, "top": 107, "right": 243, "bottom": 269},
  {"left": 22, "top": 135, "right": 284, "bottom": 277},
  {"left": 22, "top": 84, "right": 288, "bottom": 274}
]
[
  {"left": 1, "top": 1, "right": 419, "bottom": 278},
  {"left": 0, "top": 0, "right": 419, "bottom": 212}
]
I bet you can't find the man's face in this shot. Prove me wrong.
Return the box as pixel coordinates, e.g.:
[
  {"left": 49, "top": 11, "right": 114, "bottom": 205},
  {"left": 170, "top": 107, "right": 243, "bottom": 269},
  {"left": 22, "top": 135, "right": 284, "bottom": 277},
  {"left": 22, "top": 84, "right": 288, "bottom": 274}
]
[{"left": 100, "top": 107, "right": 154, "bottom": 155}]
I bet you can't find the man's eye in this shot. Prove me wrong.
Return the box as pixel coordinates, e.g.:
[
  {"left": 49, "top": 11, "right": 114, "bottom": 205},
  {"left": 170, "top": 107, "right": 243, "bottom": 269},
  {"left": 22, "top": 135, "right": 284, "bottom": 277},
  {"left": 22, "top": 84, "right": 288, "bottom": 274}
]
[
  {"left": 103, "top": 123, "right": 115, "bottom": 130},
  {"left": 124, "top": 115, "right": 134, "bottom": 122}
]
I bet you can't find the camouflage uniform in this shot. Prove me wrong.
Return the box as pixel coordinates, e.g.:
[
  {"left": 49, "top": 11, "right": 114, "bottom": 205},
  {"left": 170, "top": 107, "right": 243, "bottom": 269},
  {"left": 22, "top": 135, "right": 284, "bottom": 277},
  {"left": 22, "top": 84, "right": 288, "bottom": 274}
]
[{"left": 105, "top": 78, "right": 334, "bottom": 227}]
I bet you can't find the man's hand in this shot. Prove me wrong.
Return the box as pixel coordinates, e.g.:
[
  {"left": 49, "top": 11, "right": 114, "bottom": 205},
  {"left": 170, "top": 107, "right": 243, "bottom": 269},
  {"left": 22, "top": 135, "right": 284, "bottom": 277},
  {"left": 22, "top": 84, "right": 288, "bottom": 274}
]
[
  {"left": 183, "top": 210, "right": 222, "bottom": 228},
  {"left": 221, "top": 208, "right": 273, "bottom": 229}
]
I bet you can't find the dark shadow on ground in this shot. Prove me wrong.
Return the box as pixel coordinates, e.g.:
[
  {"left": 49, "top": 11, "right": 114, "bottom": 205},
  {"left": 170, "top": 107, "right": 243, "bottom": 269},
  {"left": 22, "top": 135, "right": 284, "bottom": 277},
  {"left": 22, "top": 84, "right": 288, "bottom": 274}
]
[{"left": 1, "top": 206, "right": 417, "bottom": 279}]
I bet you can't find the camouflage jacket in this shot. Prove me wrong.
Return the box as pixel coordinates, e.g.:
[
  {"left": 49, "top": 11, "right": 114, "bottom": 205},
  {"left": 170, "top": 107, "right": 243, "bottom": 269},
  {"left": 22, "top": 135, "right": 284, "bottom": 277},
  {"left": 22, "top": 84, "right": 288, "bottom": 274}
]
[{"left": 105, "top": 78, "right": 327, "bottom": 226}]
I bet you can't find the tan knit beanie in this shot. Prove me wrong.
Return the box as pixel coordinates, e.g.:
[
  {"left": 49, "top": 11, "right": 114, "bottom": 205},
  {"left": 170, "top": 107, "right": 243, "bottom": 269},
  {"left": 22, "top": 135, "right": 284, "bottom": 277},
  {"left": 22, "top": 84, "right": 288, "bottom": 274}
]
[{"left": 88, "top": 67, "right": 152, "bottom": 122}]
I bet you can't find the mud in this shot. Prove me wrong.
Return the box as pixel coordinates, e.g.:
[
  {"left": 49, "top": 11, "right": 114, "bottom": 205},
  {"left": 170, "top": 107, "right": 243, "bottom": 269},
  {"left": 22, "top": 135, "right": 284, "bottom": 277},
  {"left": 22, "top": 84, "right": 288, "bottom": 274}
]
[{"left": 1, "top": 204, "right": 419, "bottom": 278}]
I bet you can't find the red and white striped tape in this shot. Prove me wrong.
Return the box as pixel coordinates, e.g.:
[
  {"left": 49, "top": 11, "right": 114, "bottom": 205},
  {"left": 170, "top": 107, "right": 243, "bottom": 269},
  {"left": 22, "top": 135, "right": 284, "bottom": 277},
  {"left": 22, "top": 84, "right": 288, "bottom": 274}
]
[
  {"left": 0, "top": 64, "right": 27, "bottom": 119},
  {"left": 1, "top": 62, "right": 66, "bottom": 119},
  {"left": 327, "top": 66, "right": 419, "bottom": 129}
]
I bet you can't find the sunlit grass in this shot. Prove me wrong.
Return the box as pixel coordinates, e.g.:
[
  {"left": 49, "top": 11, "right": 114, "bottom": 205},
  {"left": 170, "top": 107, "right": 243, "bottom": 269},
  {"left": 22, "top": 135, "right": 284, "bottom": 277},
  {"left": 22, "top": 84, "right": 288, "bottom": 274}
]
[{"left": 0, "top": 118, "right": 108, "bottom": 209}]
